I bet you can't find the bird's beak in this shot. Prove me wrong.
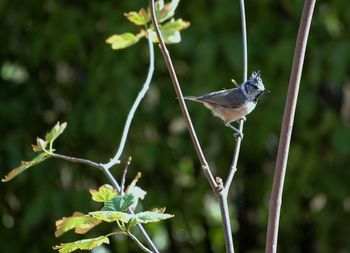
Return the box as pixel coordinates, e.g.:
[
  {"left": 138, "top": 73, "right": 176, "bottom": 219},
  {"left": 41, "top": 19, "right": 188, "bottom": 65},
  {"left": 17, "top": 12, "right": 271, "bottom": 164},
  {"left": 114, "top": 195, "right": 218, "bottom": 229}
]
[{"left": 264, "top": 89, "right": 271, "bottom": 94}]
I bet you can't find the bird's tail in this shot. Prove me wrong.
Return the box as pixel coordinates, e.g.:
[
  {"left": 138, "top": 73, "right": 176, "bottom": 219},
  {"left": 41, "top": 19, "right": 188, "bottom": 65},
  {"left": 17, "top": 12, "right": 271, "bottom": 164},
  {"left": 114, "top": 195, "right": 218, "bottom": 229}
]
[{"left": 183, "top": 96, "right": 201, "bottom": 102}]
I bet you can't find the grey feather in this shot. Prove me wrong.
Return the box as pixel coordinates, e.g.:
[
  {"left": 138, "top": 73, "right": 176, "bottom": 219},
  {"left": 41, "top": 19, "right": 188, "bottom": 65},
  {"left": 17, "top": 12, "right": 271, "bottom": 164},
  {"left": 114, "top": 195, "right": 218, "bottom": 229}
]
[{"left": 184, "top": 87, "right": 247, "bottom": 109}]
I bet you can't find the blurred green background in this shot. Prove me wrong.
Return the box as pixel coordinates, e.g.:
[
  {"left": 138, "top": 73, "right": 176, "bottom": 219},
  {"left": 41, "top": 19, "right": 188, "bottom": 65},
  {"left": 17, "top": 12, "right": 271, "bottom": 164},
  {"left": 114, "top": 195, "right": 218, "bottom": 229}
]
[{"left": 1, "top": 0, "right": 350, "bottom": 252}]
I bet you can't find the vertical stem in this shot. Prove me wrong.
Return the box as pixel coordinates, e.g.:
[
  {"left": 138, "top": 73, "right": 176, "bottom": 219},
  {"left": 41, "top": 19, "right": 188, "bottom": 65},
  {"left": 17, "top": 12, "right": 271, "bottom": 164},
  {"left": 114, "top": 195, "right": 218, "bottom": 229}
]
[
  {"left": 240, "top": 0, "right": 248, "bottom": 82},
  {"left": 218, "top": 191, "right": 235, "bottom": 253},
  {"left": 265, "top": 1, "right": 316, "bottom": 253}
]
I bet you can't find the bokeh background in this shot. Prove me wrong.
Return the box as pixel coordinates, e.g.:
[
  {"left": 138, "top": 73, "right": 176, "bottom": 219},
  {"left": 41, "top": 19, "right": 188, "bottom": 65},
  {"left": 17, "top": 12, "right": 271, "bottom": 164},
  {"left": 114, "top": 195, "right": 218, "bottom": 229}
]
[{"left": 1, "top": 0, "right": 350, "bottom": 252}]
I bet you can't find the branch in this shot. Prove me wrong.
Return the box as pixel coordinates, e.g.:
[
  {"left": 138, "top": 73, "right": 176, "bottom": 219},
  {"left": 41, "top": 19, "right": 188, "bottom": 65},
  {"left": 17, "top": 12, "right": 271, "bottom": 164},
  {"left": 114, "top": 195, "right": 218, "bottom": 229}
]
[
  {"left": 265, "top": 1, "right": 316, "bottom": 253},
  {"left": 149, "top": 0, "right": 218, "bottom": 192},
  {"left": 128, "top": 231, "right": 154, "bottom": 253},
  {"left": 102, "top": 33, "right": 155, "bottom": 169},
  {"left": 224, "top": 0, "right": 248, "bottom": 191}
]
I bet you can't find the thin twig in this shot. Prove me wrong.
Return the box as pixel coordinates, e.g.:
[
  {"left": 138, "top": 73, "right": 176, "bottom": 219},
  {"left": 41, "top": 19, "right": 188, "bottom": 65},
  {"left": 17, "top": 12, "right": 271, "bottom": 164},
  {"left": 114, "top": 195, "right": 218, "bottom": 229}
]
[
  {"left": 265, "top": 1, "right": 316, "bottom": 253},
  {"left": 128, "top": 231, "right": 153, "bottom": 253},
  {"left": 51, "top": 153, "right": 104, "bottom": 170},
  {"left": 224, "top": 0, "right": 248, "bottom": 191},
  {"left": 120, "top": 156, "right": 132, "bottom": 194},
  {"left": 149, "top": 0, "right": 218, "bottom": 192},
  {"left": 102, "top": 33, "right": 155, "bottom": 169}
]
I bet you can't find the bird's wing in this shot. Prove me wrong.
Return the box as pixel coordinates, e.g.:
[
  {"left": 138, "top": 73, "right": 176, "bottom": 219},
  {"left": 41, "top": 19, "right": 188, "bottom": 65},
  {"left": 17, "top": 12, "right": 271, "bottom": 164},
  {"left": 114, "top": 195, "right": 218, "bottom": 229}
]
[{"left": 195, "top": 88, "right": 246, "bottom": 108}]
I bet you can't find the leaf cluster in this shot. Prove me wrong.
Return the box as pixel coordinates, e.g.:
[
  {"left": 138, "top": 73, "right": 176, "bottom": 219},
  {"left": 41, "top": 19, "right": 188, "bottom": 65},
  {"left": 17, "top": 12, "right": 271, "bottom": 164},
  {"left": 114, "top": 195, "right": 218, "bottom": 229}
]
[
  {"left": 106, "top": 0, "right": 190, "bottom": 50},
  {"left": 53, "top": 182, "right": 174, "bottom": 253},
  {"left": 1, "top": 122, "right": 67, "bottom": 182}
]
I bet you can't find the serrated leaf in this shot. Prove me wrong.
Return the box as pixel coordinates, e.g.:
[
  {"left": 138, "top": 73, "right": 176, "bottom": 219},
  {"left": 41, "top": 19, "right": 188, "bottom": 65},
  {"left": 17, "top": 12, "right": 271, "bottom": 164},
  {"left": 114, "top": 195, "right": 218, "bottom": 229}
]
[
  {"left": 55, "top": 212, "right": 102, "bottom": 237},
  {"left": 89, "top": 184, "right": 117, "bottom": 203},
  {"left": 158, "top": 0, "right": 180, "bottom": 22},
  {"left": 89, "top": 211, "right": 132, "bottom": 223},
  {"left": 53, "top": 235, "right": 109, "bottom": 253},
  {"left": 45, "top": 121, "right": 67, "bottom": 144},
  {"left": 32, "top": 137, "right": 48, "bottom": 152},
  {"left": 134, "top": 209, "right": 174, "bottom": 224},
  {"left": 102, "top": 194, "right": 135, "bottom": 212},
  {"left": 106, "top": 33, "right": 142, "bottom": 50},
  {"left": 2, "top": 152, "right": 50, "bottom": 182},
  {"left": 124, "top": 8, "right": 150, "bottom": 26}
]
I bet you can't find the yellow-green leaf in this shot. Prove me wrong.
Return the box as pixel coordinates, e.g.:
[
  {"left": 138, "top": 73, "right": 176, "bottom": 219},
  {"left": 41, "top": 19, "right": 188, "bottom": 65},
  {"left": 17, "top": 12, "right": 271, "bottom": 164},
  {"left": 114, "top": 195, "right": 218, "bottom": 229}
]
[
  {"left": 32, "top": 137, "right": 48, "bottom": 152},
  {"left": 45, "top": 121, "right": 67, "bottom": 144},
  {"left": 149, "top": 18, "right": 190, "bottom": 44},
  {"left": 89, "top": 184, "right": 117, "bottom": 203},
  {"left": 53, "top": 236, "right": 109, "bottom": 253},
  {"left": 133, "top": 209, "right": 174, "bottom": 224},
  {"left": 158, "top": 0, "right": 180, "bottom": 22},
  {"left": 2, "top": 152, "right": 50, "bottom": 182},
  {"left": 106, "top": 33, "right": 142, "bottom": 50},
  {"left": 126, "top": 172, "right": 146, "bottom": 209},
  {"left": 89, "top": 211, "right": 132, "bottom": 223},
  {"left": 55, "top": 212, "right": 102, "bottom": 237},
  {"left": 124, "top": 8, "right": 150, "bottom": 26}
]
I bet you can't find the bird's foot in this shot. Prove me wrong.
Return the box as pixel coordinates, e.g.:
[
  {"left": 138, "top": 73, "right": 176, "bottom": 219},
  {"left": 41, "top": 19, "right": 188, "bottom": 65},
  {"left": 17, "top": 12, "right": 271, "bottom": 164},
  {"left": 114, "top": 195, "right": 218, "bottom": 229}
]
[{"left": 233, "top": 130, "right": 244, "bottom": 139}]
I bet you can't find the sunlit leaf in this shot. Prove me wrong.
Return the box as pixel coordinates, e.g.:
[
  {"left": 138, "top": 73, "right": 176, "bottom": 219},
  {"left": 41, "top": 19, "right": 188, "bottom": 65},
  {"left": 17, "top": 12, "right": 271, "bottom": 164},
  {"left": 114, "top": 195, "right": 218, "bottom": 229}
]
[
  {"left": 126, "top": 172, "right": 146, "bottom": 209},
  {"left": 32, "top": 137, "right": 48, "bottom": 152},
  {"left": 158, "top": 0, "right": 180, "bottom": 22},
  {"left": 45, "top": 121, "right": 67, "bottom": 144},
  {"left": 53, "top": 236, "right": 109, "bottom": 253},
  {"left": 149, "top": 18, "right": 190, "bottom": 44},
  {"left": 133, "top": 209, "right": 174, "bottom": 224},
  {"left": 55, "top": 212, "right": 102, "bottom": 237},
  {"left": 89, "top": 184, "right": 117, "bottom": 203},
  {"left": 89, "top": 211, "right": 132, "bottom": 223},
  {"left": 2, "top": 153, "right": 50, "bottom": 182},
  {"left": 124, "top": 8, "right": 150, "bottom": 26},
  {"left": 102, "top": 194, "right": 135, "bottom": 212},
  {"left": 106, "top": 33, "right": 143, "bottom": 50}
]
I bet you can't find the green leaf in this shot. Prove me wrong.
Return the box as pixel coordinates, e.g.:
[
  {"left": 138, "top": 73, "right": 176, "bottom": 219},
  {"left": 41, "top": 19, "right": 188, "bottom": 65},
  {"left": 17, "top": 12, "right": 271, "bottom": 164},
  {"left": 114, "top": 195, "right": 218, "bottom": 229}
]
[
  {"left": 89, "top": 211, "right": 132, "bottom": 223},
  {"left": 158, "top": 0, "right": 180, "bottom": 22},
  {"left": 53, "top": 236, "right": 109, "bottom": 253},
  {"left": 134, "top": 209, "right": 174, "bottom": 224},
  {"left": 2, "top": 152, "right": 50, "bottom": 182},
  {"left": 102, "top": 194, "right": 135, "bottom": 212},
  {"left": 124, "top": 8, "right": 150, "bottom": 26},
  {"left": 89, "top": 184, "right": 117, "bottom": 203},
  {"left": 150, "top": 18, "right": 190, "bottom": 44},
  {"left": 45, "top": 121, "right": 67, "bottom": 144},
  {"left": 55, "top": 212, "right": 102, "bottom": 237},
  {"left": 32, "top": 137, "right": 48, "bottom": 152},
  {"left": 106, "top": 33, "right": 143, "bottom": 50},
  {"left": 126, "top": 172, "right": 146, "bottom": 209}
]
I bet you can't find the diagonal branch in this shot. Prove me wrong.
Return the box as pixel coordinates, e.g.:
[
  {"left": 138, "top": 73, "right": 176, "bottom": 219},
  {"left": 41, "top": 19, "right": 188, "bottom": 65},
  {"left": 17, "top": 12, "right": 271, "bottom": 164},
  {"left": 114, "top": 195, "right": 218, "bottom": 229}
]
[
  {"left": 149, "top": 0, "right": 218, "bottom": 192},
  {"left": 265, "top": 1, "right": 316, "bottom": 253},
  {"left": 102, "top": 33, "right": 155, "bottom": 169}
]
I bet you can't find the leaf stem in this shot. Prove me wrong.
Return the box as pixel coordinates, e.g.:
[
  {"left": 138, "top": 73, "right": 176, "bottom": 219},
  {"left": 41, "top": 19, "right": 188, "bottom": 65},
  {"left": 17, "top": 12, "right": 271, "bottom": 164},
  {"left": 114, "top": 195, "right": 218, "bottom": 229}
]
[
  {"left": 265, "top": 1, "right": 316, "bottom": 253},
  {"left": 128, "top": 231, "right": 154, "bottom": 253}
]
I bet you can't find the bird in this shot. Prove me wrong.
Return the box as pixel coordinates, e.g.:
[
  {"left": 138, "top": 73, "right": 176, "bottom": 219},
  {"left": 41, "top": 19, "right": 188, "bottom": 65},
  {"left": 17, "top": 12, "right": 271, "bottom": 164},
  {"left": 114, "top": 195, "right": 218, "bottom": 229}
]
[{"left": 184, "top": 71, "right": 268, "bottom": 139}]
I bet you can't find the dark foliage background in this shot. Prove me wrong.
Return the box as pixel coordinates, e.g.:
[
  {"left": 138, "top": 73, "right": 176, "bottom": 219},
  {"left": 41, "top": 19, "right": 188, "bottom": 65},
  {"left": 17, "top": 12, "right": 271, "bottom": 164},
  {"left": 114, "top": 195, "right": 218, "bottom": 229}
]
[{"left": 1, "top": 0, "right": 350, "bottom": 252}]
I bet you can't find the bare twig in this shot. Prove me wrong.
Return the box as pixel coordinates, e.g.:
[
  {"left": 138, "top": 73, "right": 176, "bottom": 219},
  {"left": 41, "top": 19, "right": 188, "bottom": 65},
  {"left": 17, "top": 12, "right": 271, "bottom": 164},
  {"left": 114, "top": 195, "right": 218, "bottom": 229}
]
[
  {"left": 128, "top": 231, "right": 153, "bottom": 253},
  {"left": 265, "top": 1, "right": 316, "bottom": 253},
  {"left": 120, "top": 157, "right": 132, "bottom": 194},
  {"left": 149, "top": 0, "right": 218, "bottom": 192},
  {"left": 102, "top": 33, "right": 155, "bottom": 169},
  {"left": 225, "top": 0, "right": 248, "bottom": 191},
  {"left": 51, "top": 153, "right": 104, "bottom": 170}
]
